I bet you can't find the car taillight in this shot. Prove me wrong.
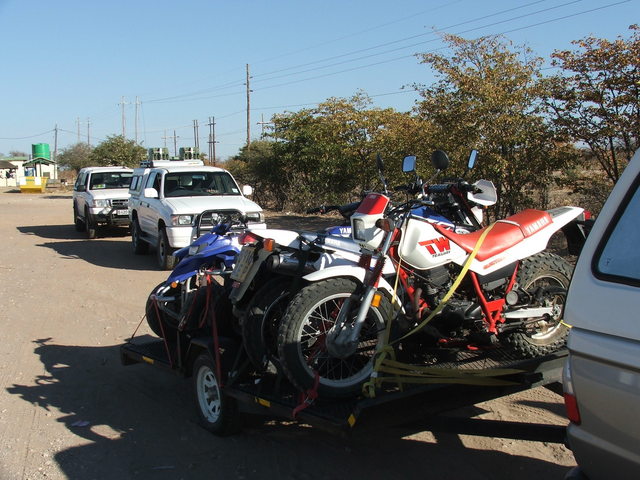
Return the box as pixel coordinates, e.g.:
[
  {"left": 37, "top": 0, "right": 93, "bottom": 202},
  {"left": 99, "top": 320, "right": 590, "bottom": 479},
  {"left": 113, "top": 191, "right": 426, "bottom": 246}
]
[
  {"left": 563, "top": 360, "right": 582, "bottom": 425},
  {"left": 239, "top": 231, "right": 261, "bottom": 245}
]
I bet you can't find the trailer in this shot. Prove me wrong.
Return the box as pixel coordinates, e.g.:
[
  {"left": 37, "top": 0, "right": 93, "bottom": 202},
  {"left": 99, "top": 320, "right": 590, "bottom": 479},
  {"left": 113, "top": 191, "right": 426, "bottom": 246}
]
[{"left": 120, "top": 333, "right": 568, "bottom": 442}]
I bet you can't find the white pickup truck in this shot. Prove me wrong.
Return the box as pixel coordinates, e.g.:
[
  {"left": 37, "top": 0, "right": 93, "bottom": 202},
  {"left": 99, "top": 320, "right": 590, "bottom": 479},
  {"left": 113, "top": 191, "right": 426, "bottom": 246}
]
[{"left": 128, "top": 159, "right": 265, "bottom": 269}]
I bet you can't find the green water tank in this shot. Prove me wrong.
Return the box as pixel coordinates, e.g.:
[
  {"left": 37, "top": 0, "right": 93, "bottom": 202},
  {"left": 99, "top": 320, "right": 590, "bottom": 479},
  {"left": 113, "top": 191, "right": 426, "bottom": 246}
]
[{"left": 32, "top": 143, "right": 51, "bottom": 160}]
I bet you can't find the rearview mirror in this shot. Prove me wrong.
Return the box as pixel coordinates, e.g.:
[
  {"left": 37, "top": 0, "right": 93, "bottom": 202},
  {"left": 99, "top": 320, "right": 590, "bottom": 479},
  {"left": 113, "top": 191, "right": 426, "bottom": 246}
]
[
  {"left": 467, "top": 150, "right": 478, "bottom": 170},
  {"left": 430, "top": 150, "right": 449, "bottom": 171},
  {"left": 402, "top": 155, "right": 417, "bottom": 173}
]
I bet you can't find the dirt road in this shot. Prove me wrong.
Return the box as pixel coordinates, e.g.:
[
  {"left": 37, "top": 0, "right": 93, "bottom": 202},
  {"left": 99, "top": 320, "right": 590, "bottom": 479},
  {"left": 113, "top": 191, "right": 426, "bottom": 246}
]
[{"left": 0, "top": 190, "right": 576, "bottom": 479}]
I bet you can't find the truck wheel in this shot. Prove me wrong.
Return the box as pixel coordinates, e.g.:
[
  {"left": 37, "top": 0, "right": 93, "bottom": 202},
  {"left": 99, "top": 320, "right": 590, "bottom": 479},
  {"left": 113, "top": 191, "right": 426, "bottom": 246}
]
[
  {"left": 73, "top": 204, "right": 85, "bottom": 232},
  {"left": 132, "top": 218, "right": 149, "bottom": 254},
  {"left": 193, "top": 353, "right": 241, "bottom": 436},
  {"left": 157, "top": 227, "right": 177, "bottom": 270},
  {"left": 84, "top": 208, "right": 97, "bottom": 239}
]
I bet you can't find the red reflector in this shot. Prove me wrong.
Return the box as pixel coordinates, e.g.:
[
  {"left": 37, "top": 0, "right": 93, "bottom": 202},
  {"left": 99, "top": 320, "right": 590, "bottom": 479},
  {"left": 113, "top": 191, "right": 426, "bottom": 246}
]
[
  {"left": 239, "top": 231, "right": 261, "bottom": 245},
  {"left": 564, "top": 393, "right": 581, "bottom": 425}
]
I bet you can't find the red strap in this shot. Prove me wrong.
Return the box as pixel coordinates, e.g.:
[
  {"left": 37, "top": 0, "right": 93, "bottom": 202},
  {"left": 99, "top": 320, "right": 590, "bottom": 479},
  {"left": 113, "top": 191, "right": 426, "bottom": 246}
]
[
  {"left": 152, "top": 296, "right": 174, "bottom": 368},
  {"left": 292, "top": 371, "right": 320, "bottom": 418}
]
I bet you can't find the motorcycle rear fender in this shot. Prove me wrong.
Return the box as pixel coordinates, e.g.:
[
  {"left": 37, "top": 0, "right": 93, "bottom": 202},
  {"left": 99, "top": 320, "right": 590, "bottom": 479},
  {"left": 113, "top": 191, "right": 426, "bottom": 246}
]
[{"left": 302, "top": 265, "right": 399, "bottom": 299}]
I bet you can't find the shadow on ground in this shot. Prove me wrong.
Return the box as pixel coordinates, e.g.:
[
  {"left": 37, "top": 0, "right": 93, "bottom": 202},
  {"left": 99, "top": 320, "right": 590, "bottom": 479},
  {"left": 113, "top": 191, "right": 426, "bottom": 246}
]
[{"left": 6, "top": 338, "right": 573, "bottom": 480}]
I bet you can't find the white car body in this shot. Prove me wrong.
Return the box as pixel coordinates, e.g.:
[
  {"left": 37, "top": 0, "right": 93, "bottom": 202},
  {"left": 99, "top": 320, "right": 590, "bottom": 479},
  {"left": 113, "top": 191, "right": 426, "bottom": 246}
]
[
  {"left": 128, "top": 159, "right": 265, "bottom": 269},
  {"left": 72, "top": 166, "right": 134, "bottom": 236},
  {"left": 563, "top": 148, "right": 640, "bottom": 479}
]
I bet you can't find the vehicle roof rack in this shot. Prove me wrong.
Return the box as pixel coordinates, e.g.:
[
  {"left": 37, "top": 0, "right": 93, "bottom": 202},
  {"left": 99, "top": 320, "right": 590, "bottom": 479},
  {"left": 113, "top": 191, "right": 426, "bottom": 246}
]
[{"left": 139, "top": 159, "right": 204, "bottom": 168}]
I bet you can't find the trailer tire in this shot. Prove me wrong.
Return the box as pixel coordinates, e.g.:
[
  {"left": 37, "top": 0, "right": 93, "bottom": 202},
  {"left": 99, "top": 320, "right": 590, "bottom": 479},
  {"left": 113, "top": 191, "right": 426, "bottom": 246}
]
[
  {"left": 192, "top": 353, "right": 241, "bottom": 436},
  {"left": 502, "top": 252, "right": 573, "bottom": 358}
]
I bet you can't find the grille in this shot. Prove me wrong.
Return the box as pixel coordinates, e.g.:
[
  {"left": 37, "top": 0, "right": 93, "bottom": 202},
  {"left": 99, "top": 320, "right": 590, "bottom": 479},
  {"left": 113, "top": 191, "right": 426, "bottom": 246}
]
[{"left": 111, "top": 199, "right": 129, "bottom": 208}]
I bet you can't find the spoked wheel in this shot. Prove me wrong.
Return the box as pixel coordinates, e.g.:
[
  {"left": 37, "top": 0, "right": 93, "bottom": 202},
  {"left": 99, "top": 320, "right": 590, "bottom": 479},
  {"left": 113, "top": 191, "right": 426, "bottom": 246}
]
[
  {"left": 192, "top": 353, "right": 241, "bottom": 436},
  {"left": 278, "top": 278, "right": 391, "bottom": 398},
  {"left": 502, "top": 252, "right": 573, "bottom": 358}
]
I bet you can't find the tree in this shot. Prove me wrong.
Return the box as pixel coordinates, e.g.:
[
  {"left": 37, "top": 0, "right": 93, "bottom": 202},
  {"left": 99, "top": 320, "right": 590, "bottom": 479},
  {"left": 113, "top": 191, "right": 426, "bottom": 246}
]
[
  {"left": 56, "top": 143, "right": 94, "bottom": 172},
  {"left": 89, "top": 135, "right": 146, "bottom": 168},
  {"left": 547, "top": 25, "right": 640, "bottom": 187},
  {"left": 9, "top": 150, "right": 28, "bottom": 157},
  {"left": 413, "top": 34, "right": 571, "bottom": 218}
]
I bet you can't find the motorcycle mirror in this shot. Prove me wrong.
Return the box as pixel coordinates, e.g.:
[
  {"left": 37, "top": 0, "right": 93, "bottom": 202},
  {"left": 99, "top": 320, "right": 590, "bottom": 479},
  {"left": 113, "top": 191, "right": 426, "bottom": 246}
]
[
  {"left": 402, "top": 155, "right": 417, "bottom": 173},
  {"left": 430, "top": 150, "right": 449, "bottom": 171},
  {"left": 377, "top": 154, "right": 389, "bottom": 195},
  {"left": 467, "top": 149, "right": 478, "bottom": 170}
]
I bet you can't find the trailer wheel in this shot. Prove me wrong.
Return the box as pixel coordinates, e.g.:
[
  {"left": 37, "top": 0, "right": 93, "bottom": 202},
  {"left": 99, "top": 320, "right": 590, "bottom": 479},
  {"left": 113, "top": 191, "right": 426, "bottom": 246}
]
[{"left": 192, "top": 353, "right": 241, "bottom": 436}]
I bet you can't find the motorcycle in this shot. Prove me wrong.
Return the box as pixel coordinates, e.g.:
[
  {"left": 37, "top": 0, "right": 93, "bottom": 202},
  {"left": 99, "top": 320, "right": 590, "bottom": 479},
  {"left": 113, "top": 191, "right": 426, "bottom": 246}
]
[
  {"left": 277, "top": 153, "right": 584, "bottom": 398},
  {"left": 231, "top": 151, "right": 497, "bottom": 373}
]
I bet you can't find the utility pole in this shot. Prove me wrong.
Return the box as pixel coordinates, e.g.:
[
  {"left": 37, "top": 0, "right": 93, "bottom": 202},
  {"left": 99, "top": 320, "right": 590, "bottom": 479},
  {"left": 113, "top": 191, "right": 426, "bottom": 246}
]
[
  {"left": 119, "top": 96, "right": 128, "bottom": 138},
  {"left": 162, "top": 130, "right": 169, "bottom": 148},
  {"left": 257, "top": 113, "right": 271, "bottom": 138},
  {"left": 87, "top": 118, "right": 91, "bottom": 146},
  {"left": 53, "top": 124, "right": 58, "bottom": 180},
  {"left": 193, "top": 119, "right": 200, "bottom": 151},
  {"left": 208, "top": 116, "right": 217, "bottom": 166},
  {"left": 173, "top": 130, "right": 179, "bottom": 157},
  {"left": 246, "top": 63, "right": 251, "bottom": 149},
  {"left": 76, "top": 117, "right": 81, "bottom": 143},
  {"left": 134, "top": 96, "right": 141, "bottom": 145}
]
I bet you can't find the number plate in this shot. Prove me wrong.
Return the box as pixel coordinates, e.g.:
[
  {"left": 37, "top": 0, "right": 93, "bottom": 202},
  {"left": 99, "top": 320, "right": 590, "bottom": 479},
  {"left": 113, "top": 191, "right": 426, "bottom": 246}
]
[
  {"left": 116, "top": 209, "right": 128, "bottom": 216},
  {"left": 230, "top": 245, "right": 256, "bottom": 282}
]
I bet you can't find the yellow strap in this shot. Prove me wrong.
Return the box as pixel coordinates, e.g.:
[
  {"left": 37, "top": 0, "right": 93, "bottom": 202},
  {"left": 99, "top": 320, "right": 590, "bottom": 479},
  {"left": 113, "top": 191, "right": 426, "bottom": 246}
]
[
  {"left": 363, "top": 222, "right": 497, "bottom": 397},
  {"left": 393, "top": 222, "right": 495, "bottom": 344}
]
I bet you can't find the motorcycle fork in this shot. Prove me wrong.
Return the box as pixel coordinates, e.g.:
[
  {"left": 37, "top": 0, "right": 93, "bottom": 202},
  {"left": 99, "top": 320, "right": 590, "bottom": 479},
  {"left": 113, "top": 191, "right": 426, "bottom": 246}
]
[{"left": 469, "top": 263, "right": 519, "bottom": 334}]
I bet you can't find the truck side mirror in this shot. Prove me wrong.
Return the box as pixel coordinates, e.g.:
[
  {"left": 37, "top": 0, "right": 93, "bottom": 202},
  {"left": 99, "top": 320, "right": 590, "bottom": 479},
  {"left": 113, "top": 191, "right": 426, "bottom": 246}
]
[
  {"left": 242, "top": 185, "right": 253, "bottom": 196},
  {"left": 144, "top": 187, "right": 159, "bottom": 199}
]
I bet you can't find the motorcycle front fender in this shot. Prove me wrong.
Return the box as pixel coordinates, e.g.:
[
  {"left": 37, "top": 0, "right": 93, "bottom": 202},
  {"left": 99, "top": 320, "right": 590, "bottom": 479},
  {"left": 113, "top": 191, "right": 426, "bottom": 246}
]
[
  {"left": 302, "top": 265, "right": 399, "bottom": 299},
  {"left": 167, "top": 245, "right": 239, "bottom": 283}
]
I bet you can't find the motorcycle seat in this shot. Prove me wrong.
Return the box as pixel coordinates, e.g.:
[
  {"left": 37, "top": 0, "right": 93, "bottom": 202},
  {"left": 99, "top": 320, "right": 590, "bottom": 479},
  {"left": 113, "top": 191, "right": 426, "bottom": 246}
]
[{"left": 433, "top": 209, "right": 552, "bottom": 261}]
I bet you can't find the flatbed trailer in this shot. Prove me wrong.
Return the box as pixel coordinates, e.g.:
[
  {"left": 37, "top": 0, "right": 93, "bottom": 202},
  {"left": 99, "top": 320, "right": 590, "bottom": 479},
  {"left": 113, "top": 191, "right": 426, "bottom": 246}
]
[{"left": 120, "top": 334, "right": 568, "bottom": 442}]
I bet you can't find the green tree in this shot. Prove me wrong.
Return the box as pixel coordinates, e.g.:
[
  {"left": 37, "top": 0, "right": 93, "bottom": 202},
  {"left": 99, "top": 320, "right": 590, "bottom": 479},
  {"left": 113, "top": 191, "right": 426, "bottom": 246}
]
[
  {"left": 547, "top": 25, "right": 640, "bottom": 188},
  {"left": 56, "top": 143, "right": 94, "bottom": 172},
  {"left": 226, "top": 140, "right": 279, "bottom": 207},
  {"left": 414, "top": 34, "right": 571, "bottom": 217},
  {"left": 89, "top": 135, "right": 146, "bottom": 167}
]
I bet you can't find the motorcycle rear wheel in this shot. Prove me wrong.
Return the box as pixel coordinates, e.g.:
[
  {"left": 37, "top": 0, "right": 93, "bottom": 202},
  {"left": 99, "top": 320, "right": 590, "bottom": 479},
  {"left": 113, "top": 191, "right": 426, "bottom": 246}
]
[
  {"left": 502, "top": 251, "right": 573, "bottom": 358},
  {"left": 278, "top": 278, "right": 391, "bottom": 398}
]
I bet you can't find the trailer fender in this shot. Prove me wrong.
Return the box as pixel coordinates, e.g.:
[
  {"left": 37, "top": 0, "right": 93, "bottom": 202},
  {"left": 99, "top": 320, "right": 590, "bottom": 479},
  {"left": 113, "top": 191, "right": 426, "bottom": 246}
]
[{"left": 186, "top": 336, "right": 240, "bottom": 377}]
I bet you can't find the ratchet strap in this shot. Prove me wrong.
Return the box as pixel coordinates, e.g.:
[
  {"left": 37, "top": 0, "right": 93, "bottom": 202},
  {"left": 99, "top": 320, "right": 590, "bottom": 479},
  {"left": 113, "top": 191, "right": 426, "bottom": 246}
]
[{"left": 363, "top": 222, "right": 525, "bottom": 398}]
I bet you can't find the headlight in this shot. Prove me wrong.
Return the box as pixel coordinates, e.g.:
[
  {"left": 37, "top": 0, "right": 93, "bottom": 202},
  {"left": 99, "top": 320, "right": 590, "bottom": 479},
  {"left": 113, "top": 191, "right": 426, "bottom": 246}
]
[
  {"left": 352, "top": 218, "right": 365, "bottom": 241},
  {"left": 92, "top": 199, "right": 109, "bottom": 208},
  {"left": 171, "top": 214, "right": 194, "bottom": 226},
  {"left": 188, "top": 243, "right": 208, "bottom": 255},
  {"left": 245, "top": 211, "right": 264, "bottom": 223}
]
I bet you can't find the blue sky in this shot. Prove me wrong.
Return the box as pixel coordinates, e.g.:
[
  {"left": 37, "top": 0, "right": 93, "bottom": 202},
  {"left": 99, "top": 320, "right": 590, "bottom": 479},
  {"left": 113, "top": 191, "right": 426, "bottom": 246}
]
[{"left": 1, "top": 0, "right": 637, "bottom": 161}]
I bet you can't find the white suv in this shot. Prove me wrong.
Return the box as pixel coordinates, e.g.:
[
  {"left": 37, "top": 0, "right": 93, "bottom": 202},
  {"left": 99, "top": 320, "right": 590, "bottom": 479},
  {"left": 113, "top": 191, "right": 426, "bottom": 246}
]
[
  {"left": 73, "top": 166, "right": 134, "bottom": 239},
  {"left": 128, "top": 159, "right": 265, "bottom": 269}
]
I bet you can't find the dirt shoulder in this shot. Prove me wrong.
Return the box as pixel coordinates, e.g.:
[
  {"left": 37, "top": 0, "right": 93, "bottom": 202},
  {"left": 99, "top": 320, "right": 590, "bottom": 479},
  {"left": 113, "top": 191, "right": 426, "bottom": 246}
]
[{"left": 0, "top": 190, "right": 576, "bottom": 479}]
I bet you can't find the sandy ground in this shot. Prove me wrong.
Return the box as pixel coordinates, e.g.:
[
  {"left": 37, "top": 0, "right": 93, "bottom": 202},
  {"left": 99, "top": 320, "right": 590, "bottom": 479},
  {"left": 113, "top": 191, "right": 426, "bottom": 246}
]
[{"left": 0, "top": 189, "right": 576, "bottom": 479}]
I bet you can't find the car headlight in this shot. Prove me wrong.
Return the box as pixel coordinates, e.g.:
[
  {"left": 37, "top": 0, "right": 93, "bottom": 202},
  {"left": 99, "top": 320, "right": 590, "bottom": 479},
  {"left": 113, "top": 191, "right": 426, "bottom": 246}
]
[
  {"left": 92, "top": 199, "right": 110, "bottom": 208},
  {"left": 245, "top": 211, "right": 264, "bottom": 223},
  {"left": 352, "top": 218, "right": 365, "bottom": 241},
  {"left": 171, "top": 214, "right": 194, "bottom": 226}
]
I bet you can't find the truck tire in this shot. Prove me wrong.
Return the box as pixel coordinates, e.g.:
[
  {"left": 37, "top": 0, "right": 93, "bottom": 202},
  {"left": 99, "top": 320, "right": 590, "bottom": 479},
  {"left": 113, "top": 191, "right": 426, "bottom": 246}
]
[
  {"left": 84, "top": 208, "right": 97, "bottom": 239},
  {"left": 192, "top": 353, "right": 241, "bottom": 436},
  {"left": 502, "top": 252, "right": 573, "bottom": 358},
  {"left": 74, "top": 204, "right": 85, "bottom": 232},
  {"left": 157, "top": 227, "right": 177, "bottom": 270},
  {"left": 131, "top": 218, "right": 149, "bottom": 254}
]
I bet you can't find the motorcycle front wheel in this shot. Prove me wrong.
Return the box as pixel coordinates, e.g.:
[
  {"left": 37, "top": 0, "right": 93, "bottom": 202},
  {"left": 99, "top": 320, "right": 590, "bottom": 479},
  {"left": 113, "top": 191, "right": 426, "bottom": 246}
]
[{"left": 278, "top": 278, "right": 391, "bottom": 398}]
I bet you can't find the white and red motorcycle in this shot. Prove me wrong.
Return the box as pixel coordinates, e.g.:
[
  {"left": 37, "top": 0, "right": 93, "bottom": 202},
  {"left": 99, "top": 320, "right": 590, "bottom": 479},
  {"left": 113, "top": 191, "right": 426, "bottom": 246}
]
[{"left": 277, "top": 153, "right": 585, "bottom": 398}]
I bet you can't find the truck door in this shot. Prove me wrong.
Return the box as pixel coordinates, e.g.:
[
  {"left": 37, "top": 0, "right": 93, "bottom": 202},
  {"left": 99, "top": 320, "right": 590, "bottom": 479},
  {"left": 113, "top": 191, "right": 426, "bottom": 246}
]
[{"left": 138, "top": 171, "right": 161, "bottom": 238}]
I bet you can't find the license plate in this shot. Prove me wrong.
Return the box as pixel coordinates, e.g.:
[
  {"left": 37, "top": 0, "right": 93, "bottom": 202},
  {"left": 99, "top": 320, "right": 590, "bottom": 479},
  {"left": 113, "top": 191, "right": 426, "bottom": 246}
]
[
  {"left": 116, "top": 209, "right": 128, "bottom": 216},
  {"left": 230, "top": 245, "right": 256, "bottom": 282}
]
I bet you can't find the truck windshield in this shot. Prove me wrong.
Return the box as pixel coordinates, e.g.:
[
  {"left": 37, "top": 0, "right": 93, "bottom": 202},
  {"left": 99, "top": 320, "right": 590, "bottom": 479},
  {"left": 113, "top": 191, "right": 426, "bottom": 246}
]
[
  {"left": 89, "top": 172, "right": 133, "bottom": 190},
  {"left": 163, "top": 171, "right": 241, "bottom": 198}
]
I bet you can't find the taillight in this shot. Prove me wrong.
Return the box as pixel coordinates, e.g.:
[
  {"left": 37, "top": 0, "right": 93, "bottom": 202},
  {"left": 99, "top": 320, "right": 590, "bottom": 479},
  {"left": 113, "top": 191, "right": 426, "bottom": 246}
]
[
  {"left": 562, "top": 360, "right": 582, "bottom": 425},
  {"left": 564, "top": 393, "right": 581, "bottom": 425},
  {"left": 239, "top": 231, "right": 261, "bottom": 245}
]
